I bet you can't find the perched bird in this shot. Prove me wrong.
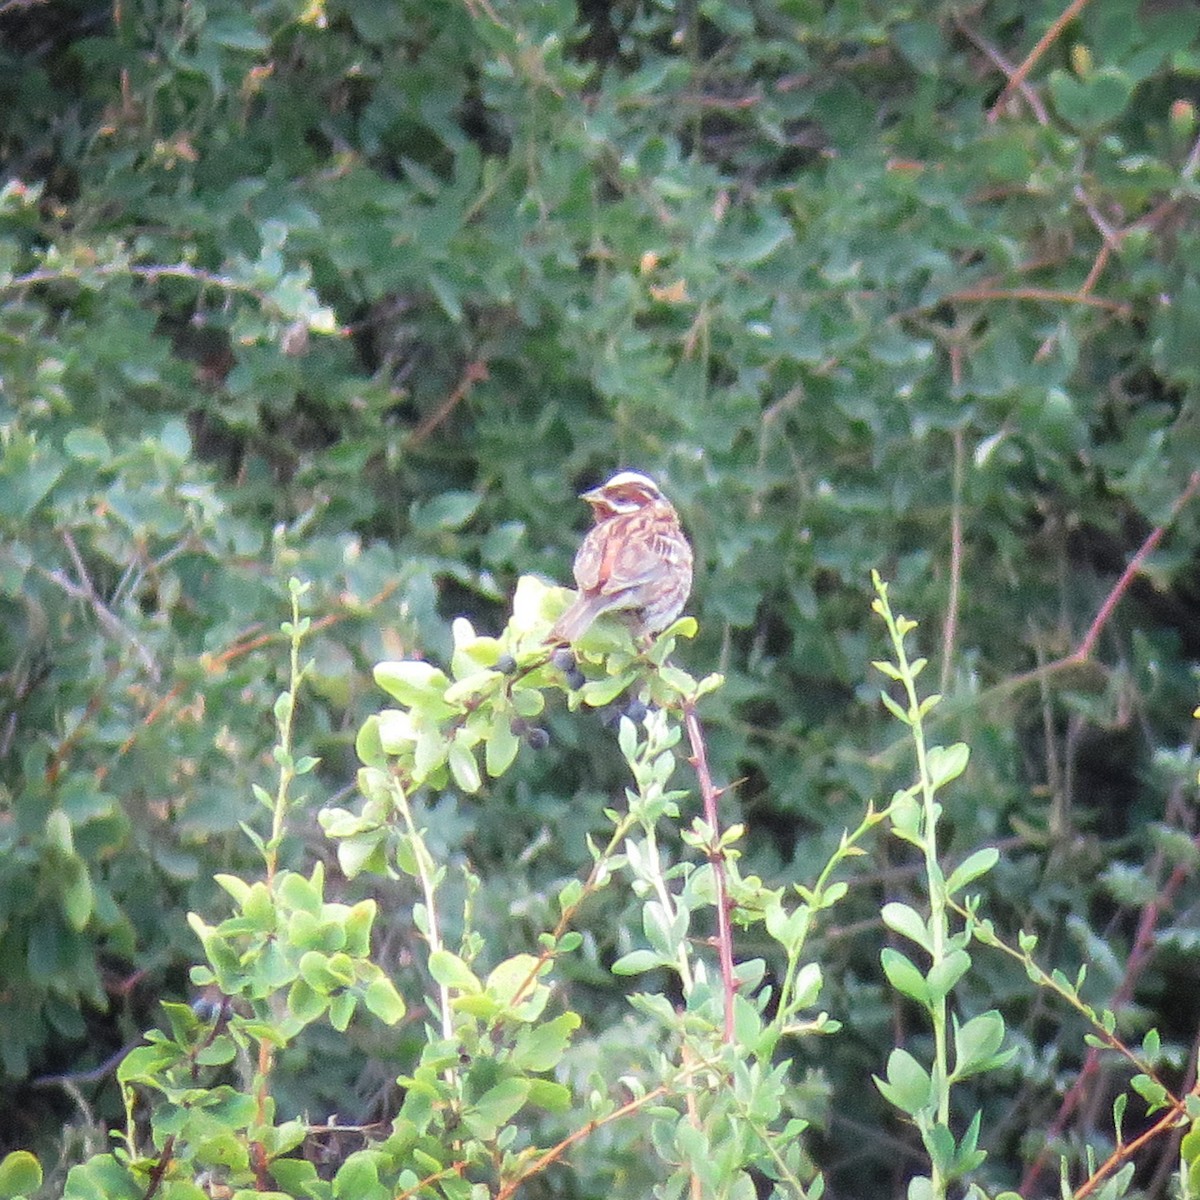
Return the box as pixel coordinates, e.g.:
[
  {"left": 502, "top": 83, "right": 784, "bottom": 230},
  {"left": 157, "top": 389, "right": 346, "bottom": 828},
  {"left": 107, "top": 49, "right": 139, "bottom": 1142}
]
[{"left": 550, "top": 470, "right": 693, "bottom": 644}]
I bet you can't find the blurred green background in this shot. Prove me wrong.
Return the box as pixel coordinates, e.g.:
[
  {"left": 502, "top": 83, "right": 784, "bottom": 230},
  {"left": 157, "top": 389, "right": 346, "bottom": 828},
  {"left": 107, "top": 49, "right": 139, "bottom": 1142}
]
[{"left": 3, "top": 0, "right": 1200, "bottom": 1192}]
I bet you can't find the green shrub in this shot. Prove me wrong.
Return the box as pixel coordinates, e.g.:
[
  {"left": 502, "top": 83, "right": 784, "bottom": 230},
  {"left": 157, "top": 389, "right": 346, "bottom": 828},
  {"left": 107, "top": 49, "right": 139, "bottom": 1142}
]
[{"left": 4, "top": 0, "right": 1200, "bottom": 1193}]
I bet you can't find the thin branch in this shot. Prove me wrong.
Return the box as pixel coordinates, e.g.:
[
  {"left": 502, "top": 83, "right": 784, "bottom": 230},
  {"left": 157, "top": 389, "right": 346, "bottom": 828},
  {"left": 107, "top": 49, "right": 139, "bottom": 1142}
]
[
  {"left": 32, "top": 1043, "right": 138, "bottom": 1088},
  {"left": 141, "top": 1134, "right": 175, "bottom": 1200},
  {"left": 944, "top": 285, "right": 1130, "bottom": 315},
  {"left": 2, "top": 260, "right": 266, "bottom": 301},
  {"left": 495, "top": 1084, "right": 672, "bottom": 1199},
  {"left": 1074, "top": 470, "right": 1200, "bottom": 659},
  {"left": 38, "top": 531, "right": 159, "bottom": 677},
  {"left": 1022, "top": 763, "right": 1200, "bottom": 1195},
  {"left": 1034, "top": 243, "right": 1112, "bottom": 360},
  {"left": 954, "top": 14, "right": 1049, "bottom": 125},
  {"left": 683, "top": 699, "right": 737, "bottom": 1043},
  {"left": 939, "top": 367, "right": 965, "bottom": 695},
  {"left": 406, "top": 358, "right": 490, "bottom": 448},
  {"left": 987, "top": 0, "right": 1096, "bottom": 123},
  {"left": 1183, "top": 130, "right": 1200, "bottom": 182},
  {"left": 870, "top": 468, "right": 1200, "bottom": 772},
  {"left": 91, "top": 581, "right": 399, "bottom": 785},
  {"left": 1071, "top": 1090, "right": 1195, "bottom": 1200}
]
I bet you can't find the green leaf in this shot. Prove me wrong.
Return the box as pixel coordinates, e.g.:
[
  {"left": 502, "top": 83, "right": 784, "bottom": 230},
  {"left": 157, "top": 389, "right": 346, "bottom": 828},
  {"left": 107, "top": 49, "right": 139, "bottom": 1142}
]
[
  {"left": 485, "top": 712, "right": 520, "bottom": 777},
  {"left": 925, "top": 1122, "right": 956, "bottom": 1177},
  {"left": 376, "top": 709, "right": 416, "bottom": 754},
  {"left": 893, "top": 20, "right": 945, "bottom": 74},
  {"left": 946, "top": 847, "right": 999, "bottom": 895},
  {"left": 278, "top": 869, "right": 323, "bottom": 915},
  {"left": 373, "top": 661, "right": 451, "bottom": 708},
  {"left": 410, "top": 491, "right": 481, "bottom": 533},
  {"left": 364, "top": 973, "right": 407, "bottom": 1025},
  {"left": 329, "top": 990, "right": 356, "bottom": 1031},
  {"left": 0, "top": 1151, "right": 43, "bottom": 1197},
  {"left": 791, "top": 961, "right": 823, "bottom": 1008},
  {"left": 44, "top": 809, "right": 74, "bottom": 855},
  {"left": 469, "top": 1077, "right": 530, "bottom": 1130},
  {"left": 1049, "top": 67, "right": 1133, "bottom": 132},
  {"left": 287, "top": 977, "right": 326, "bottom": 1022},
  {"left": 880, "top": 947, "right": 930, "bottom": 1005},
  {"left": 427, "top": 950, "right": 481, "bottom": 993},
  {"left": 925, "top": 948, "right": 971, "bottom": 1002},
  {"left": 1131, "top": 1073, "right": 1170, "bottom": 1113},
  {"left": 0, "top": 441, "right": 64, "bottom": 519},
  {"left": 579, "top": 673, "right": 637, "bottom": 707},
  {"left": 611, "top": 948, "right": 665, "bottom": 975},
  {"left": 63, "top": 428, "right": 112, "bottom": 461},
  {"left": 333, "top": 1151, "right": 382, "bottom": 1199},
  {"left": 906, "top": 1177, "right": 934, "bottom": 1200},
  {"left": 1181, "top": 1118, "right": 1200, "bottom": 1165},
  {"left": 447, "top": 740, "right": 481, "bottom": 794},
  {"left": 880, "top": 691, "right": 911, "bottom": 725},
  {"left": 196, "top": 1035, "right": 236, "bottom": 1066},
  {"left": 204, "top": 15, "right": 271, "bottom": 51},
  {"left": 1141, "top": 1027, "right": 1161, "bottom": 1062},
  {"left": 510, "top": 1012, "right": 581, "bottom": 1071},
  {"left": 1113, "top": 1092, "right": 1127, "bottom": 1145},
  {"left": 485, "top": 954, "right": 543, "bottom": 1007},
  {"left": 526, "top": 1078, "right": 572, "bottom": 1112},
  {"left": 952, "top": 1010, "right": 1008, "bottom": 1079},
  {"left": 926, "top": 742, "right": 969, "bottom": 790},
  {"left": 60, "top": 862, "right": 93, "bottom": 930},
  {"left": 876, "top": 1048, "right": 933, "bottom": 1117},
  {"left": 880, "top": 902, "right": 932, "bottom": 953}
]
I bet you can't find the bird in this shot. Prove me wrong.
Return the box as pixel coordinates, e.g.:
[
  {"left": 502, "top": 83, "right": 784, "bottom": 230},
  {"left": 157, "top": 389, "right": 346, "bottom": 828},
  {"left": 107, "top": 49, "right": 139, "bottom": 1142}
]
[{"left": 550, "top": 470, "right": 694, "bottom": 644}]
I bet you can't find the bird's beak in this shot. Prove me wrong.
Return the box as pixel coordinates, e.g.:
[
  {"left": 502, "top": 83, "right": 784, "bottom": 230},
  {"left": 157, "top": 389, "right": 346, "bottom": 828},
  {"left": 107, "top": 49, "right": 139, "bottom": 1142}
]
[{"left": 580, "top": 484, "right": 605, "bottom": 504}]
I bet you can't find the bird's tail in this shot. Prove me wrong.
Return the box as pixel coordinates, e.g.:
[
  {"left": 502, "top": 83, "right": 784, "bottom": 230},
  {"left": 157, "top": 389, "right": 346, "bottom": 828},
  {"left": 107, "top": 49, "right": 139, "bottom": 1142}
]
[{"left": 549, "top": 592, "right": 607, "bottom": 644}]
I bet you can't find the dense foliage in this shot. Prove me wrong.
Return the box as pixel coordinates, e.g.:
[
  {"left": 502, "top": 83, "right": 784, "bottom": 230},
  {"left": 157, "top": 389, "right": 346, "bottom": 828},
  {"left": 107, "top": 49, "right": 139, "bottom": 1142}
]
[{"left": 3, "top": 0, "right": 1200, "bottom": 1195}]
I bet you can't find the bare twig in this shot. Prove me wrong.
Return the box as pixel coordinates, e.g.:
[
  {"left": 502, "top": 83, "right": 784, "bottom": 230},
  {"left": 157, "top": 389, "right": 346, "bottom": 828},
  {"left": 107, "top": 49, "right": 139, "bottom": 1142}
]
[
  {"left": 1182, "top": 130, "right": 1200, "bottom": 182},
  {"left": 955, "top": 14, "right": 1049, "bottom": 125},
  {"left": 939, "top": 354, "right": 965, "bottom": 695},
  {"left": 406, "top": 359, "right": 490, "bottom": 448},
  {"left": 1022, "top": 760, "right": 1200, "bottom": 1195},
  {"left": 945, "top": 285, "right": 1130, "bottom": 315},
  {"left": 871, "top": 468, "right": 1200, "bottom": 774},
  {"left": 32, "top": 1043, "right": 137, "bottom": 1088},
  {"left": 495, "top": 1084, "right": 672, "bottom": 1199},
  {"left": 1074, "top": 470, "right": 1200, "bottom": 660},
  {"left": 141, "top": 1134, "right": 175, "bottom": 1200},
  {"left": 37, "top": 531, "right": 159, "bottom": 678},
  {"left": 682, "top": 699, "right": 736, "bottom": 1043},
  {"left": 1071, "top": 1088, "right": 1197, "bottom": 1199},
  {"left": 987, "top": 0, "right": 1095, "bottom": 123},
  {"left": 3, "top": 260, "right": 264, "bottom": 301}
]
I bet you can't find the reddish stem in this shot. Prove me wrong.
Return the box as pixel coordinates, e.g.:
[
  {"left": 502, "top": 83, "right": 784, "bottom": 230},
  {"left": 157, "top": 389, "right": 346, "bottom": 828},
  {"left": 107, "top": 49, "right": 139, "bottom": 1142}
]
[
  {"left": 1074, "top": 470, "right": 1200, "bottom": 660},
  {"left": 683, "top": 700, "right": 737, "bottom": 1042},
  {"left": 987, "top": 0, "right": 1096, "bottom": 123}
]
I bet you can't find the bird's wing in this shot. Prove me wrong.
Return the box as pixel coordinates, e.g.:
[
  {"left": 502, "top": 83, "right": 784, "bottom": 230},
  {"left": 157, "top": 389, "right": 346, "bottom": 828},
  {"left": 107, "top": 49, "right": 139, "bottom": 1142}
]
[
  {"left": 572, "top": 525, "right": 606, "bottom": 592},
  {"left": 598, "top": 511, "right": 679, "bottom": 598}
]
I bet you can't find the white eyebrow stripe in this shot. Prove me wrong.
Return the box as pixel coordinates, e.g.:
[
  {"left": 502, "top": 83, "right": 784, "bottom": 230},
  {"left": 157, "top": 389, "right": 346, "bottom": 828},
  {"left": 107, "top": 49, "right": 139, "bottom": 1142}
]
[{"left": 598, "top": 470, "right": 660, "bottom": 493}]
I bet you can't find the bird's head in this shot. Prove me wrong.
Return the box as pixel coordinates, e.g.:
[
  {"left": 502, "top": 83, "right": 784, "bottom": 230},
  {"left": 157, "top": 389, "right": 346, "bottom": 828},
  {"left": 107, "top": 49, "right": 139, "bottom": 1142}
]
[{"left": 581, "top": 470, "right": 666, "bottom": 519}]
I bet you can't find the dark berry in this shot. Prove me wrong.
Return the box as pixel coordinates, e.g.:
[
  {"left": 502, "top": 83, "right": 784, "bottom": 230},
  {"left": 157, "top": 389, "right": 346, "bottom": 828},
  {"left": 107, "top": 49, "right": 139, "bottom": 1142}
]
[
  {"left": 551, "top": 647, "right": 577, "bottom": 673},
  {"left": 496, "top": 653, "right": 518, "bottom": 675},
  {"left": 564, "top": 667, "right": 586, "bottom": 690},
  {"left": 525, "top": 726, "right": 551, "bottom": 750},
  {"left": 623, "top": 697, "right": 648, "bottom": 722}
]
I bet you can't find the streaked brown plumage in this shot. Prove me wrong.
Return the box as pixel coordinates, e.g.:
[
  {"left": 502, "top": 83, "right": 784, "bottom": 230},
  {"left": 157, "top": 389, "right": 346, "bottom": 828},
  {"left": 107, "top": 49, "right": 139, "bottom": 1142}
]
[{"left": 550, "top": 470, "right": 693, "bottom": 644}]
